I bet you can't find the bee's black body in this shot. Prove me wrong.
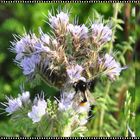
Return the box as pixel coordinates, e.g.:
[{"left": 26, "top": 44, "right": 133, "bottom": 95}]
[
  {"left": 73, "top": 80, "right": 88, "bottom": 102},
  {"left": 74, "top": 80, "right": 87, "bottom": 93},
  {"left": 73, "top": 79, "right": 97, "bottom": 120},
  {"left": 73, "top": 79, "right": 97, "bottom": 102}
]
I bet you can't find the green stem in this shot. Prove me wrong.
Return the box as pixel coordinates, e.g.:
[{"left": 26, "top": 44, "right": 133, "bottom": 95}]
[
  {"left": 99, "top": 81, "right": 111, "bottom": 136},
  {"left": 99, "top": 4, "right": 120, "bottom": 136},
  {"left": 132, "top": 100, "right": 136, "bottom": 135},
  {"left": 109, "top": 3, "right": 120, "bottom": 53}
]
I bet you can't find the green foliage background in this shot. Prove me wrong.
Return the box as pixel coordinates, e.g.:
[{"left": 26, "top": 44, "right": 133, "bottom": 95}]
[{"left": 0, "top": 3, "right": 138, "bottom": 136}]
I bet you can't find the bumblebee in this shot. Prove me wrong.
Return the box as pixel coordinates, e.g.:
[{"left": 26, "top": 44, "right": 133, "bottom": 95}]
[
  {"left": 73, "top": 79, "right": 96, "bottom": 107},
  {"left": 72, "top": 79, "right": 97, "bottom": 121}
]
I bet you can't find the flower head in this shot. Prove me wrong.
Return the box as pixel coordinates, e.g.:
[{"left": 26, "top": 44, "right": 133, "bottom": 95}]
[
  {"left": 56, "top": 12, "right": 69, "bottom": 25},
  {"left": 41, "top": 34, "right": 50, "bottom": 45},
  {"left": 67, "top": 24, "right": 88, "bottom": 40},
  {"left": 91, "top": 23, "right": 112, "bottom": 46},
  {"left": 11, "top": 33, "right": 39, "bottom": 60},
  {"left": 4, "top": 97, "right": 22, "bottom": 115},
  {"left": 18, "top": 91, "right": 30, "bottom": 103},
  {"left": 36, "top": 28, "right": 51, "bottom": 52},
  {"left": 28, "top": 94, "right": 47, "bottom": 123},
  {"left": 56, "top": 91, "right": 75, "bottom": 111},
  {"left": 48, "top": 11, "right": 69, "bottom": 35},
  {"left": 39, "top": 27, "right": 50, "bottom": 46},
  {"left": 20, "top": 54, "right": 41, "bottom": 76},
  {"left": 66, "top": 64, "right": 86, "bottom": 83},
  {"left": 2, "top": 91, "right": 31, "bottom": 115},
  {"left": 34, "top": 42, "right": 51, "bottom": 53},
  {"left": 103, "top": 54, "right": 125, "bottom": 80}
]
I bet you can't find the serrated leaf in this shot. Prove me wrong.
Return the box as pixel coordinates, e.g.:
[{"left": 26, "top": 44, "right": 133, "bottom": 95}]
[{"left": 116, "top": 24, "right": 123, "bottom": 31}]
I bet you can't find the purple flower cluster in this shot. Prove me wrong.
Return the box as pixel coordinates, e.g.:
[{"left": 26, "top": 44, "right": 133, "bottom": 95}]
[
  {"left": 0, "top": 9, "right": 128, "bottom": 136},
  {"left": 11, "top": 11, "right": 125, "bottom": 88},
  {"left": 7, "top": 10, "right": 127, "bottom": 126}
]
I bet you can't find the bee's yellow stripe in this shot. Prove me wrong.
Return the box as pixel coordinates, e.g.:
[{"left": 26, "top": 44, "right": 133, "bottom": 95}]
[{"left": 79, "top": 101, "right": 87, "bottom": 106}]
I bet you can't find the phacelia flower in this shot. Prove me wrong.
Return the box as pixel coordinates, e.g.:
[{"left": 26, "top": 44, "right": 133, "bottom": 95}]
[
  {"left": 28, "top": 95, "right": 47, "bottom": 123},
  {"left": 40, "top": 34, "right": 50, "bottom": 45},
  {"left": 91, "top": 23, "right": 112, "bottom": 46},
  {"left": 56, "top": 91, "right": 75, "bottom": 111},
  {"left": 4, "top": 97, "right": 22, "bottom": 115},
  {"left": 20, "top": 54, "right": 41, "bottom": 76},
  {"left": 48, "top": 11, "right": 69, "bottom": 35},
  {"left": 34, "top": 42, "right": 51, "bottom": 53},
  {"left": 66, "top": 64, "right": 86, "bottom": 82},
  {"left": 67, "top": 24, "right": 88, "bottom": 40},
  {"left": 18, "top": 91, "right": 30, "bottom": 103},
  {"left": 1, "top": 91, "right": 32, "bottom": 115},
  {"left": 103, "top": 53, "right": 125, "bottom": 80},
  {"left": 11, "top": 33, "right": 39, "bottom": 60},
  {"left": 39, "top": 27, "right": 50, "bottom": 46}
]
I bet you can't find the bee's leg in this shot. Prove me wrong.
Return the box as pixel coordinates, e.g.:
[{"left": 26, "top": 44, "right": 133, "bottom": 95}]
[
  {"left": 82, "top": 92, "right": 88, "bottom": 102},
  {"left": 88, "top": 104, "right": 96, "bottom": 120}
]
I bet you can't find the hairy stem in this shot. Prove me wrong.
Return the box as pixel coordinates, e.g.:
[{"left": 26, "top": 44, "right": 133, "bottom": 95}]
[
  {"left": 99, "top": 80, "right": 110, "bottom": 136},
  {"left": 109, "top": 3, "right": 120, "bottom": 53},
  {"left": 99, "top": 4, "right": 120, "bottom": 136}
]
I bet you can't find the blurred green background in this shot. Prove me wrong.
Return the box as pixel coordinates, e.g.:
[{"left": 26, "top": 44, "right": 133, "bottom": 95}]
[{"left": 0, "top": 3, "right": 138, "bottom": 136}]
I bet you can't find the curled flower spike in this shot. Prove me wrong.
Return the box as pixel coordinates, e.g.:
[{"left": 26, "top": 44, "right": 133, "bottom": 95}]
[
  {"left": 28, "top": 93, "right": 47, "bottom": 123},
  {"left": 11, "top": 33, "right": 39, "bottom": 60},
  {"left": 91, "top": 23, "right": 112, "bottom": 47},
  {"left": 34, "top": 42, "right": 51, "bottom": 53},
  {"left": 18, "top": 91, "right": 30, "bottom": 103},
  {"left": 66, "top": 64, "right": 86, "bottom": 83},
  {"left": 67, "top": 24, "right": 88, "bottom": 40},
  {"left": 55, "top": 91, "right": 75, "bottom": 111},
  {"left": 79, "top": 118, "right": 88, "bottom": 126},
  {"left": 67, "top": 24, "right": 88, "bottom": 51},
  {"left": 20, "top": 54, "right": 41, "bottom": 77},
  {"left": 39, "top": 27, "right": 50, "bottom": 46},
  {"left": 1, "top": 91, "right": 30, "bottom": 115},
  {"left": 48, "top": 11, "right": 69, "bottom": 36},
  {"left": 101, "top": 53, "right": 126, "bottom": 80},
  {"left": 4, "top": 97, "right": 22, "bottom": 115}
]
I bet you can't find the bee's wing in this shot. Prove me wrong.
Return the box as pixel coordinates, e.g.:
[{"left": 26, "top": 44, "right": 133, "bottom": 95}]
[
  {"left": 72, "top": 91, "right": 81, "bottom": 103},
  {"left": 86, "top": 90, "right": 96, "bottom": 105},
  {"left": 72, "top": 91, "right": 84, "bottom": 110}
]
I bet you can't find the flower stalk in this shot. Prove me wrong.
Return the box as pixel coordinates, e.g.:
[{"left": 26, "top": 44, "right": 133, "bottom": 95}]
[
  {"left": 99, "top": 80, "right": 111, "bottom": 136},
  {"left": 109, "top": 3, "right": 120, "bottom": 53}
]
